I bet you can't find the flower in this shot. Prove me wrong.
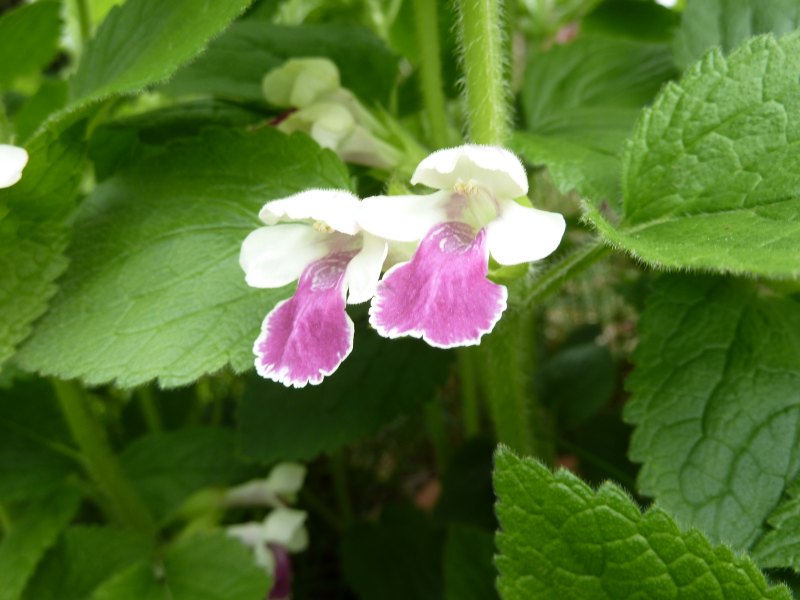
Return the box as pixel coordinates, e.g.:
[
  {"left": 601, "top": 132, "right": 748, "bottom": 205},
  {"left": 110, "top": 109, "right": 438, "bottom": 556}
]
[
  {"left": 0, "top": 144, "right": 29, "bottom": 189},
  {"left": 262, "top": 58, "right": 403, "bottom": 170},
  {"left": 358, "top": 145, "right": 566, "bottom": 348},
  {"left": 228, "top": 507, "right": 308, "bottom": 600},
  {"left": 225, "top": 463, "right": 307, "bottom": 507},
  {"left": 240, "top": 189, "right": 387, "bottom": 387}
]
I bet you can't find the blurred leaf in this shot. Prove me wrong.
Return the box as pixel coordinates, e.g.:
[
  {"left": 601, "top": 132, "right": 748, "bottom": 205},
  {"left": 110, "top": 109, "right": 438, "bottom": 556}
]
[
  {"left": 494, "top": 448, "right": 791, "bottom": 599},
  {"left": 0, "top": 124, "right": 86, "bottom": 369},
  {"left": 512, "top": 35, "right": 675, "bottom": 205},
  {"left": 238, "top": 328, "right": 452, "bottom": 463},
  {"left": 444, "top": 526, "right": 498, "bottom": 600},
  {"left": 539, "top": 341, "right": 616, "bottom": 428},
  {"left": 165, "top": 22, "right": 398, "bottom": 105},
  {"left": 121, "top": 429, "right": 253, "bottom": 523},
  {"left": 674, "top": 0, "right": 800, "bottom": 69},
  {"left": 18, "top": 128, "right": 349, "bottom": 388},
  {"left": 0, "top": 378, "right": 77, "bottom": 503},
  {"left": 0, "top": 486, "right": 81, "bottom": 600},
  {"left": 341, "top": 506, "right": 443, "bottom": 600},
  {"left": 626, "top": 275, "right": 800, "bottom": 553},
  {"left": 583, "top": 0, "right": 680, "bottom": 42},
  {"left": 70, "top": 0, "right": 254, "bottom": 104},
  {"left": 23, "top": 526, "right": 153, "bottom": 600},
  {"left": 586, "top": 34, "right": 800, "bottom": 276},
  {"left": 0, "top": 2, "right": 61, "bottom": 90},
  {"left": 12, "top": 80, "right": 69, "bottom": 143},
  {"left": 435, "top": 437, "right": 496, "bottom": 531},
  {"left": 88, "top": 531, "right": 270, "bottom": 600},
  {"left": 88, "top": 100, "right": 264, "bottom": 180}
]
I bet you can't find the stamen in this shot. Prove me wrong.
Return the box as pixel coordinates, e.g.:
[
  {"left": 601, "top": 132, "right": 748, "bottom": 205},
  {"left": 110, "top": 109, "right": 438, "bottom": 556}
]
[{"left": 312, "top": 221, "right": 335, "bottom": 233}]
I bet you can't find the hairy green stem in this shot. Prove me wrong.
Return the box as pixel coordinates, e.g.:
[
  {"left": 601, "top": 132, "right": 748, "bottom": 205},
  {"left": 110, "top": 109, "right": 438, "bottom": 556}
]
[
  {"left": 477, "top": 311, "right": 538, "bottom": 456},
  {"left": 517, "top": 240, "right": 612, "bottom": 310},
  {"left": 74, "top": 0, "right": 92, "bottom": 46},
  {"left": 456, "top": 0, "right": 510, "bottom": 144},
  {"left": 53, "top": 379, "right": 156, "bottom": 535},
  {"left": 412, "top": 0, "right": 450, "bottom": 148}
]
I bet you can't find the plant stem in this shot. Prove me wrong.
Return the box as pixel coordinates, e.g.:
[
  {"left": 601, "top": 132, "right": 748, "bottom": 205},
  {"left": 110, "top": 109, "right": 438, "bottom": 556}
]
[
  {"left": 517, "top": 240, "right": 612, "bottom": 310},
  {"left": 456, "top": 0, "right": 510, "bottom": 144},
  {"left": 329, "top": 451, "right": 353, "bottom": 527},
  {"left": 411, "top": 0, "right": 450, "bottom": 148},
  {"left": 136, "top": 386, "right": 163, "bottom": 433},
  {"left": 424, "top": 398, "right": 449, "bottom": 470},
  {"left": 458, "top": 348, "right": 480, "bottom": 436},
  {"left": 477, "top": 311, "right": 537, "bottom": 456},
  {"left": 53, "top": 379, "right": 157, "bottom": 535},
  {"left": 74, "top": 0, "right": 92, "bottom": 46}
]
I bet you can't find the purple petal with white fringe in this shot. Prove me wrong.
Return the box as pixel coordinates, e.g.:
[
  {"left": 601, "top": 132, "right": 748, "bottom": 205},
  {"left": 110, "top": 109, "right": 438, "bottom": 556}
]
[
  {"left": 255, "top": 251, "right": 356, "bottom": 387},
  {"left": 369, "top": 222, "right": 507, "bottom": 348}
]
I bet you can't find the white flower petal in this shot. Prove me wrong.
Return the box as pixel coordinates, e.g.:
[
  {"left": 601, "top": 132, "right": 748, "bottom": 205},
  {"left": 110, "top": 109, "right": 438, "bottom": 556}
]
[
  {"left": 345, "top": 233, "right": 388, "bottom": 304},
  {"left": 227, "top": 522, "right": 265, "bottom": 548},
  {"left": 357, "top": 191, "right": 451, "bottom": 242},
  {"left": 295, "top": 102, "right": 355, "bottom": 149},
  {"left": 411, "top": 144, "right": 528, "bottom": 198},
  {"left": 0, "top": 144, "right": 29, "bottom": 189},
  {"left": 262, "top": 57, "right": 341, "bottom": 108},
  {"left": 486, "top": 199, "right": 566, "bottom": 265},
  {"left": 240, "top": 224, "right": 329, "bottom": 288},
  {"left": 263, "top": 462, "right": 307, "bottom": 496},
  {"left": 263, "top": 507, "right": 309, "bottom": 553},
  {"left": 259, "top": 189, "right": 361, "bottom": 235}
]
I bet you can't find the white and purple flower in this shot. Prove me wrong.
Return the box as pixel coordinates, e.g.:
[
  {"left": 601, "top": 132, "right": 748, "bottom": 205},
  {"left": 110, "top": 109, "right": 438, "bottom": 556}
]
[
  {"left": 0, "top": 144, "right": 28, "bottom": 189},
  {"left": 358, "top": 145, "right": 566, "bottom": 348},
  {"left": 240, "top": 189, "right": 387, "bottom": 388}
]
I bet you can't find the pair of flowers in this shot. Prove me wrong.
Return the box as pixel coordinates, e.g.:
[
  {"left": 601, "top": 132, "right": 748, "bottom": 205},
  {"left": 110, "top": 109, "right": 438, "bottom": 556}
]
[{"left": 240, "top": 144, "right": 566, "bottom": 388}]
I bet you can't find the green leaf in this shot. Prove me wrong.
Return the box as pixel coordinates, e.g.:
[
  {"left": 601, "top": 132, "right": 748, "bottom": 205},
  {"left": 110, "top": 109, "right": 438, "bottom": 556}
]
[
  {"left": 88, "top": 531, "right": 270, "bottom": 600},
  {"left": 0, "top": 378, "right": 77, "bottom": 503},
  {"left": 674, "top": 0, "right": 800, "bottom": 69},
  {"left": 444, "top": 526, "right": 498, "bottom": 600},
  {"left": 88, "top": 100, "right": 263, "bottom": 180},
  {"left": 511, "top": 35, "right": 675, "bottom": 204},
  {"left": 587, "top": 33, "right": 800, "bottom": 277},
  {"left": 18, "top": 128, "right": 350, "bottom": 388},
  {"left": 12, "top": 80, "right": 69, "bottom": 143},
  {"left": 626, "top": 275, "right": 800, "bottom": 552},
  {"left": 341, "top": 507, "right": 444, "bottom": 600},
  {"left": 752, "top": 481, "right": 800, "bottom": 571},
  {"left": 583, "top": 0, "right": 680, "bottom": 43},
  {"left": 0, "top": 2, "right": 62, "bottom": 90},
  {"left": 0, "top": 124, "right": 86, "bottom": 368},
  {"left": 494, "top": 448, "right": 791, "bottom": 600},
  {"left": 23, "top": 526, "right": 153, "bottom": 600},
  {"left": 165, "top": 22, "right": 398, "bottom": 105},
  {"left": 0, "top": 487, "right": 81, "bottom": 600},
  {"left": 238, "top": 328, "right": 452, "bottom": 463},
  {"left": 70, "top": 0, "right": 254, "bottom": 103},
  {"left": 121, "top": 428, "right": 252, "bottom": 522}
]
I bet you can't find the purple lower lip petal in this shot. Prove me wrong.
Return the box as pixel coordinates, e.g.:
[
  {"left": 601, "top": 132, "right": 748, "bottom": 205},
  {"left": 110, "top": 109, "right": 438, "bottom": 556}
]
[
  {"left": 254, "top": 251, "right": 356, "bottom": 387},
  {"left": 369, "top": 222, "right": 507, "bottom": 348}
]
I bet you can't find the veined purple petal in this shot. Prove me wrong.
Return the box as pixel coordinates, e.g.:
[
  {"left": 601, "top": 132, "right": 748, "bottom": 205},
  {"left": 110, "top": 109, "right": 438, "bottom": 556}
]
[
  {"left": 254, "top": 252, "right": 356, "bottom": 387},
  {"left": 369, "top": 222, "right": 507, "bottom": 348}
]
